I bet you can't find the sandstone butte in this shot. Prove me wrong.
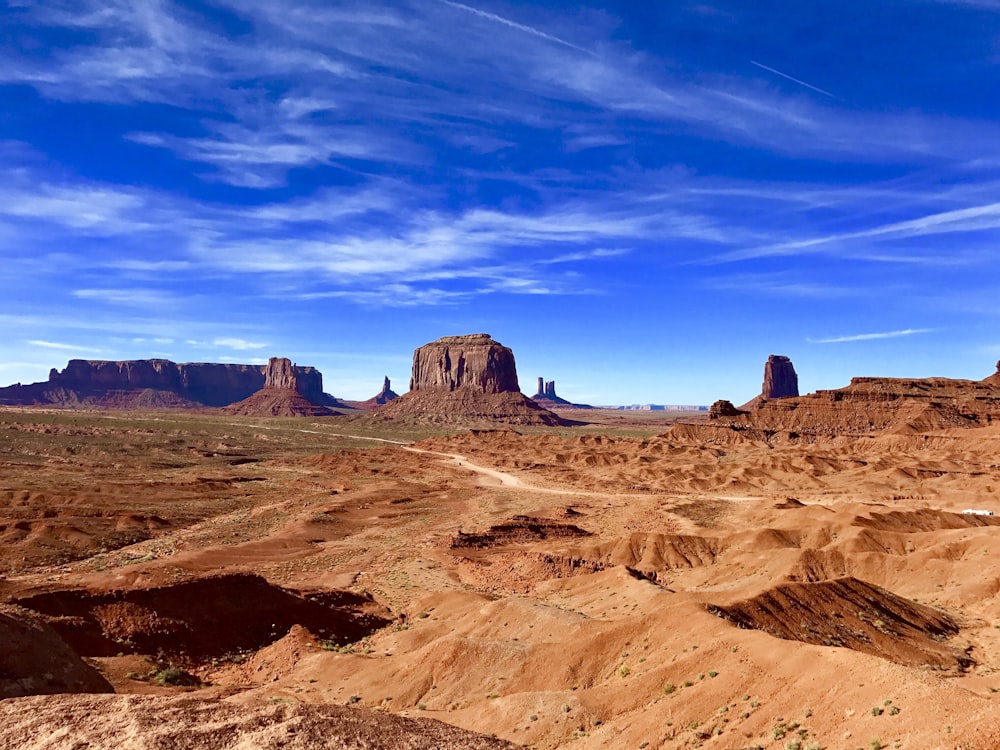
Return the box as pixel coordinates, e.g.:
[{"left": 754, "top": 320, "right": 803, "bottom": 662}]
[
  {"left": 223, "top": 357, "right": 344, "bottom": 417},
  {"left": 530, "top": 377, "right": 573, "bottom": 407},
  {"left": 738, "top": 354, "right": 800, "bottom": 410},
  {"left": 375, "top": 333, "right": 566, "bottom": 425}
]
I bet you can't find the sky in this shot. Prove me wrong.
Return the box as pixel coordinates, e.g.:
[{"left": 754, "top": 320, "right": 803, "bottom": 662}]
[{"left": 2, "top": 0, "right": 1000, "bottom": 406}]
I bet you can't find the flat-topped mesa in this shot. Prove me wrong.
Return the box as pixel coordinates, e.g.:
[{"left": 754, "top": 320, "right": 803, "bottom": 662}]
[
  {"left": 762, "top": 355, "right": 799, "bottom": 400},
  {"left": 0, "top": 358, "right": 338, "bottom": 410},
  {"left": 376, "top": 334, "right": 566, "bottom": 425},
  {"left": 409, "top": 333, "right": 519, "bottom": 393},
  {"left": 3, "top": 359, "right": 267, "bottom": 408}
]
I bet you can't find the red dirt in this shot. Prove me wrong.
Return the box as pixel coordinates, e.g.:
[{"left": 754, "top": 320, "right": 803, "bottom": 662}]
[
  {"left": 10, "top": 574, "right": 391, "bottom": 660},
  {"left": 708, "top": 577, "right": 970, "bottom": 670}
]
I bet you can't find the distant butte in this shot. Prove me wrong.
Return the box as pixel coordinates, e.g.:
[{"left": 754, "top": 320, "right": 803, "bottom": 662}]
[
  {"left": 530, "top": 377, "right": 592, "bottom": 409},
  {"left": 740, "top": 354, "right": 800, "bottom": 410},
  {"left": 224, "top": 357, "right": 343, "bottom": 417},
  {"left": 375, "top": 334, "right": 566, "bottom": 425}
]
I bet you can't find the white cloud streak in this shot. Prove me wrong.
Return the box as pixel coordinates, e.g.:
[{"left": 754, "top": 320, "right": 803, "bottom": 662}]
[
  {"left": 808, "top": 329, "right": 934, "bottom": 344},
  {"left": 26, "top": 340, "right": 106, "bottom": 352},
  {"left": 750, "top": 60, "right": 839, "bottom": 99},
  {"left": 437, "top": 0, "right": 593, "bottom": 54}
]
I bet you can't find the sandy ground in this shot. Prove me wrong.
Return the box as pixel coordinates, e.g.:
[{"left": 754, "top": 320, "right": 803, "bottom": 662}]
[{"left": 2, "top": 407, "right": 1000, "bottom": 748}]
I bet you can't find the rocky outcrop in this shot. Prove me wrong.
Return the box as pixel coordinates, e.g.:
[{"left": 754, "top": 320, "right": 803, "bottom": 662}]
[
  {"left": 702, "top": 362, "right": 1000, "bottom": 438},
  {"left": 409, "top": 334, "right": 519, "bottom": 393},
  {"left": 709, "top": 400, "right": 747, "bottom": 419},
  {"left": 0, "top": 604, "right": 112, "bottom": 698},
  {"left": 223, "top": 358, "right": 342, "bottom": 417},
  {"left": 0, "top": 358, "right": 334, "bottom": 409},
  {"left": 762, "top": 355, "right": 799, "bottom": 400},
  {"left": 376, "top": 334, "right": 565, "bottom": 425},
  {"left": 354, "top": 377, "right": 400, "bottom": 410},
  {"left": 981, "top": 360, "right": 1000, "bottom": 388}
]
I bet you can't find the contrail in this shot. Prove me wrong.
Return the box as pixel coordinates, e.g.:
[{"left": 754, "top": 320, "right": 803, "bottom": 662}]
[
  {"left": 438, "top": 0, "right": 592, "bottom": 54},
  {"left": 750, "top": 60, "right": 839, "bottom": 100}
]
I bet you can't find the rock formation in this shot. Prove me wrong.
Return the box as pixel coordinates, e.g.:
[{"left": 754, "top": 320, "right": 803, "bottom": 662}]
[
  {"left": 701, "top": 361, "right": 1000, "bottom": 439},
  {"left": 529, "top": 376, "right": 587, "bottom": 408},
  {"left": 708, "top": 400, "right": 746, "bottom": 419},
  {"left": 409, "top": 333, "right": 520, "bottom": 393},
  {"left": 0, "top": 358, "right": 337, "bottom": 409},
  {"left": 376, "top": 334, "right": 565, "bottom": 425},
  {"left": 738, "top": 355, "right": 800, "bottom": 410},
  {"left": 223, "top": 358, "right": 342, "bottom": 417},
  {"left": 354, "top": 377, "right": 400, "bottom": 410},
  {"left": 762, "top": 355, "right": 799, "bottom": 400}
]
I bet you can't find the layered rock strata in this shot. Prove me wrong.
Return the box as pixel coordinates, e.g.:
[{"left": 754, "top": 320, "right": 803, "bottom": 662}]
[
  {"left": 762, "top": 355, "right": 799, "bottom": 399},
  {"left": 377, "top": 334, "right": 564, "bottom": 425},
  {"left": 224, "top": 358, "right": 342, "bottom": 417},
  {"left": 409, "top": 334, "right": 520, "bottom": 393},
  {"left": 740, "top": 354, "right": 800, "bottom": 410},
  {"left": 0, "top": 358, "right": 332, "bottom": 409},
  {"left": 704, "top": 363, "right": 1000, "bottom": 439}
]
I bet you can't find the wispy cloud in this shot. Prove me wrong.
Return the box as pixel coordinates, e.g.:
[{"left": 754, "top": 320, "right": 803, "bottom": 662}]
[
  {"left": 437, "top": 0, "right": 593, "bottom": 54},
  {"left": 808, "top": 329, "right": 934, "bottom": 344},
  {"left": 26, "top": 339, "right": 106, "bottom": 352},
  {"left": 73, "top": 288, "right": 177, "bottom": 306},
  {"left": 219, "top": 356, "right": 268, "bottom": 364},
  {"left": 212, "top": 337, "right": 268, "bottom": 350}
]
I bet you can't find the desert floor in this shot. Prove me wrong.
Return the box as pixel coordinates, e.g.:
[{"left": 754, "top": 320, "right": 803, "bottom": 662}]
[{"left": 2, "top": 407, "right": 1000, "bottom": 749}]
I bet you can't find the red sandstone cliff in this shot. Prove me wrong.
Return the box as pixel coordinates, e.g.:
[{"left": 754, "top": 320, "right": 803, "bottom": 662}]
[
  {"left": 376, "top": 334, "right": 565, "bottom": 425},
  {"left": 0, "top": 358, "right": 338, "bottom": 409}
]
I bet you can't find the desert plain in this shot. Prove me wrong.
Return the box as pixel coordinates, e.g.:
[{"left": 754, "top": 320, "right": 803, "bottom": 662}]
[{"left": 3, "top": 379, "right": 1000, "bottom": 750}]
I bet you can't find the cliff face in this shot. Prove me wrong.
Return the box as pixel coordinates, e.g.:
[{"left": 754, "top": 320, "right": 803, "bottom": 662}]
[
  {"left": 409, "top": 334, "right": 519, "bottom": 393},
  {"left": 707, "top": 367, "right": 1000, "bottom": 438},
  {"left": 761, "top": 355, "right": 799, "bottom": 400},
  {"left": 378, "top": 334, "right": 565, "bottom": 425},
  {"left": 0, "top": 359, "right": 330, "bottom": 408}
]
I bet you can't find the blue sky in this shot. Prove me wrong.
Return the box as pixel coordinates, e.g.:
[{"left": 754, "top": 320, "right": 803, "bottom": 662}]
[{"left": 2, "top": 0, "right": 1000, "bottom": 405}]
